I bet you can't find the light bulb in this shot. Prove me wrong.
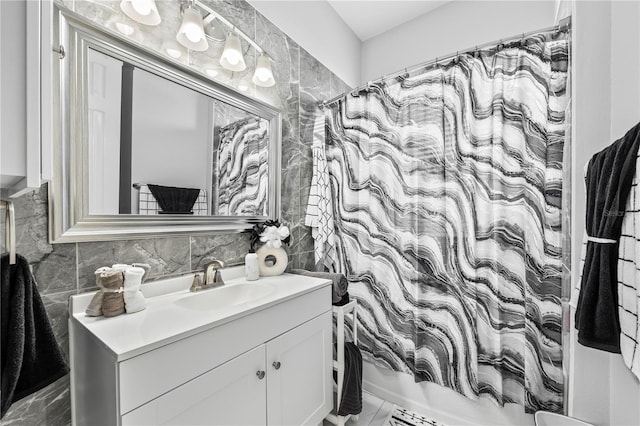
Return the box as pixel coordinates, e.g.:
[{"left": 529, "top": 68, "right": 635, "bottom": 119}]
[
  {"left": 184, "top": 22, "right": 201, "bottom": 42},
  {"left": 131, "top": 0, "right": 152, "bottom": 16},
  {"left": 255, "top": 69, "right": 269, "bottom": 82},
  {"left": 226, "top": 54, "right": 239, "bottom": 65},
  {"left": 120, "top": 0, "right": 160, "bottom": 25}
]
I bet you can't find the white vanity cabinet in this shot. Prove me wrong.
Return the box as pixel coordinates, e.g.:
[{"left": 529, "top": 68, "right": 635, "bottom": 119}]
[
  {"left": 69, "top": 274, "right": 333, "bottom": 426},
  {"left": 121, "top": 312, "right": 332, "bottom": 426}
]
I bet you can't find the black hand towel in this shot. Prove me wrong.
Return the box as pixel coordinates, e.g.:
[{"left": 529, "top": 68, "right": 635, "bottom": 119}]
[
  {"left": 1, "top": 254, "right": 70, "bottom": 418},
  {"left": 575, "top": 122, "right": 640, "bottom": 353},
  {"left": 337, "top": 342, "right": 362, "bottom": 416},
  {"left": 290, "top": 269, "right": 348, "bottom": 305},
  {"left": 147, "top": 184, "right": 200, "bottom": 214}
]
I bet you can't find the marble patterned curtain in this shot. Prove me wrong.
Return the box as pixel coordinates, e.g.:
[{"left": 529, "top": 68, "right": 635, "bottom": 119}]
[
  {"left": 216, "top": 117, "right": 269, "bottom": 216},
  {"left": 325, "top": 30, "right": 570, "bottom": 413}
]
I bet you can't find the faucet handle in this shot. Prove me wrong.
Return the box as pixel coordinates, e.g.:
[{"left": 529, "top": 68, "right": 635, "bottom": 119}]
[{"left": 190, "top": 273, "right": 202, "bottom": 292}]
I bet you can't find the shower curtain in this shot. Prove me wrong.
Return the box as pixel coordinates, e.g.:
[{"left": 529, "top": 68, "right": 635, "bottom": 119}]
[
  {"left": 216, "top": 117, "right": 269, "bottom": 216},
  {"left": 324, "top": 31, "right": 569, "bottom": 413}
]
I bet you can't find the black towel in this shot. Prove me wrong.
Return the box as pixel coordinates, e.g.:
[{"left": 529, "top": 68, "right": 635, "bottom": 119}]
[
  {"left": 1, "top": 254, "right": 70, "bottom": 418},
  {"left": 337, "top": 342, "right": 362, "bottom": 416},
  {"left": 147, "top": 184, "right": 200, "bottom": 214},
  {"left": 575, "top": 122, "right": 640, "bottom": 353},
  {"left": 290, "top": 269, "right": 348, "bottom": 305},
  {"left": 334, "top": 292, "right": 350, "bottom": 307}
]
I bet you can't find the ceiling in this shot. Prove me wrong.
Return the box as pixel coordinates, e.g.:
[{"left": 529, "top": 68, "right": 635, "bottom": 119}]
[{"left": 327, "top": 0, "right": 450, "bottom": 41}]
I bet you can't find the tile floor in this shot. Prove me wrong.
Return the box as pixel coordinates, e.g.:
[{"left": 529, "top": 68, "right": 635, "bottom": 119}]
[{"left": 324, "top": 391, "right": 396, "bottom": 426}]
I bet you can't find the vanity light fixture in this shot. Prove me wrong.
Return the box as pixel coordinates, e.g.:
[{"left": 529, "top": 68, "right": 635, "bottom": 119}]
[
  {"left": 220, "top": 32, "right": 246, "bottom": 71},
  {"left": 252, "top": 54, "right": 275, "bottom": 87},
  {"left": 120, "top": 0, "right": 161, "bottom": 26},
  {"left": 117, "top": 0, "right": 278, "bottom": 91},
  {"left": 176, "top": 3, "right": 209, "bottom": 51}
]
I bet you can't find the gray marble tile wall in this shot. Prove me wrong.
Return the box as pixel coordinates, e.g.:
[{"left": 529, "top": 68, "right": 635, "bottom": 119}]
[{"left": 0, "top": 1, "right": 351, "bottom": 424}]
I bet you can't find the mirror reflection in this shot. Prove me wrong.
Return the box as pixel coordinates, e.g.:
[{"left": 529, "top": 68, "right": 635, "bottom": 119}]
[{"left": 87, "top": 48, "right": 270, "bottom": 217}]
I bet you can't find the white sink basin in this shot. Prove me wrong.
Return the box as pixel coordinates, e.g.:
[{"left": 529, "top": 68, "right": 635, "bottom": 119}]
[{"left": 174, "top": 283, "right": 274, "bottom": 311}]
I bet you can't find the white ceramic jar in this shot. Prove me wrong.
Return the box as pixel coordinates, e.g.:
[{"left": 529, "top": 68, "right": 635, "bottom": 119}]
[{"left": 245, "top": 252, "right": 259, "bottom": 281}]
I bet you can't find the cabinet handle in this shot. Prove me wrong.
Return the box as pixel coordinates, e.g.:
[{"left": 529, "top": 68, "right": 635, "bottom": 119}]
[
  {"left": 256, "top": 370, "right": 266, "bottom": 380},
  {"left": 52, "top": 45, "right": 66, "bottom": 60},
  {"left": 272, "top": 361, "right": 281, "bottom": 370}
]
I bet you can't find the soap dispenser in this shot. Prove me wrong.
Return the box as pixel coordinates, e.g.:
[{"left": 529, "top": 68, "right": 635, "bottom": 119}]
[{"left": 245, "top": 250, "right": 259, "bottom": 281}]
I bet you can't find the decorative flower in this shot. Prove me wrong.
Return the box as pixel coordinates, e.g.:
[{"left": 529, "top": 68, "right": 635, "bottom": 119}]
[{"left": 250, "top": 220, "right": 291, "bottom": 251}]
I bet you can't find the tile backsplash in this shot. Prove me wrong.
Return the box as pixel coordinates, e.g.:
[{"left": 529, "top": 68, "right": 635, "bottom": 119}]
[{"left": 0, "top": 0, "right": 350, "bottom": 424}]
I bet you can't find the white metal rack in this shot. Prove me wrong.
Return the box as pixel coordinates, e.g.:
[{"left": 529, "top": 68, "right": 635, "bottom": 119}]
[{"left": 325, "top": 300, "right": 358, "bottom": 426}]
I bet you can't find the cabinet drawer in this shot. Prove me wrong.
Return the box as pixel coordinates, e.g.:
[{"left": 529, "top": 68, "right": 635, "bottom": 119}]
[{"left": 118, "top": 285, "right": 331, "bottom": 414}]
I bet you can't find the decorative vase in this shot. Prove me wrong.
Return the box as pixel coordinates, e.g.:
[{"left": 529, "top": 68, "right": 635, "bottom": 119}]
[
  {"left": 256, "top": 245, "right": 288, "bottom": 276},
  {"left": 245, "top": 252, "right": 259, "bottom": 281}
]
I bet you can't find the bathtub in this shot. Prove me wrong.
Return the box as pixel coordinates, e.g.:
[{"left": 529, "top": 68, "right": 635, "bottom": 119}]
[{"left": 362, "top": 361, "right": 536, "bottom": 426}]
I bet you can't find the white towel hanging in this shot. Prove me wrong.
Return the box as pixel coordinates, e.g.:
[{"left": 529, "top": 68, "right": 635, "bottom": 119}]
[{"left": 305, "top": 114, "right": 338, "bottom": 272}]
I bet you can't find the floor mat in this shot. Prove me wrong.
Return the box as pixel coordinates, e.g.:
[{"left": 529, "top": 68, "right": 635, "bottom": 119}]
[{"left": 384, "top": 405, "right": 447, "bottom": 426}]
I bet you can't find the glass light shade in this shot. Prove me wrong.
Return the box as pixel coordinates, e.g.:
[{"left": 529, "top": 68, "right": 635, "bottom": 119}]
[
  {"left": 120, "top": 0, "right": 161, "bottom": 26},
  {"left": 252, "top": 54, "right": 275, "bottom": 87},
  {"left": 176, "top": 7, "right": 209, "bottom": 52},
  {"left": 220, "top": 33, "right": 246, "bottom": 71},
  {"left": 131, "top": 0, "right": 152, "bottom": 15},
  {"left": 161, "top": 40, "right": 183, "bottom": 59},
  {"left": 205, "top": 19, "right": 227, "bottom": 43}
]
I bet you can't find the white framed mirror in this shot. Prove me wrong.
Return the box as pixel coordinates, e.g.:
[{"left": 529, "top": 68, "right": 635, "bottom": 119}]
[{"left": 49, "top": 5, "right": 282, "bottom": 243}]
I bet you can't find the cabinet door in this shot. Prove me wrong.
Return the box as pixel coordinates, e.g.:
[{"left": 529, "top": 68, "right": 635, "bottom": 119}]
[
  {"left": 266, "top": 311, "right": 332, "bottom": 426},
  {"left": 122, "top": 345, "right": 267, "bottom": 426}
]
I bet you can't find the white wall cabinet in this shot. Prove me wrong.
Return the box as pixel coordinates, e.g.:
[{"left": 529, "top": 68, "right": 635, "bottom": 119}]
[
  {"left": 0, "top": 0, "right": 53, "bottom": 196},
  {"left": 121, "top": 312, "right": 332, "bottom": 426}
]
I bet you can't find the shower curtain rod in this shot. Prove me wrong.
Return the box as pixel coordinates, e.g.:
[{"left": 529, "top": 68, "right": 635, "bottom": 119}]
[{"left": 318, "top": 17, "right": 571, "bottom": 109}]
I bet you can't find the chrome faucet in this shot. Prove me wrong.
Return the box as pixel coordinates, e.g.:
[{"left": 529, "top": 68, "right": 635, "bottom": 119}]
[{"left": 190, "top": 259, "right": 226, "bottom": 292}]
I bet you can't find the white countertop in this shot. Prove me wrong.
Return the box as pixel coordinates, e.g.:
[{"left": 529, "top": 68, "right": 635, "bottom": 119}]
[{"left": 69, "top": 270, "right": 331, "bottom": 361}]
